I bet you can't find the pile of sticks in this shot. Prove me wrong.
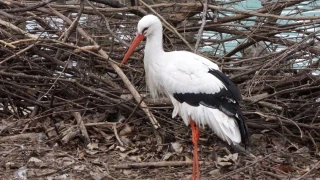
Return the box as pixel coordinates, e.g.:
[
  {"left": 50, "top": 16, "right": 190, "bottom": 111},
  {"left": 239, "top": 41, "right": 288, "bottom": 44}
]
[{"left": 0, "top": 0, "right": 319, "bottom": 146}]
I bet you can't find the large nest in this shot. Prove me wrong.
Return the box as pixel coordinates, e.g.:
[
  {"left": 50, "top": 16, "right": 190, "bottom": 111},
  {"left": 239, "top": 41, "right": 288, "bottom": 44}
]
[{"left": 0, "top": 0, "right": 319, "bottom": 179}]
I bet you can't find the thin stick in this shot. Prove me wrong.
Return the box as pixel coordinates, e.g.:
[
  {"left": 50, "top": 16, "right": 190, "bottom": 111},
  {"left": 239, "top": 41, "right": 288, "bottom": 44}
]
[
  {"left": 0, "top": 40, "right": 16, "bottom": 48},
  {"left": 0, "top": 42, "right": 38, "bottom": 65},
  {"left": 72, "top": 111, "right": 91, "bottom": 144},
  {"left": 57, "top": 0, "right": 84, "bottom": 41},
  {"left": 306, "top": 131, "right": 318, "bottom": 153},
  {"left": 124, "top": 97, "right": 144, "bottom": 123},
  {"left": 194, "top": 0, "right": 208, "bottom": 54},
  {"left": 0, "top": 19, "right": 38, "bottom": 39},
  {"left": 84, "top": 122, "right": 117, "bottom": 127},
  {"left": 113, "top": 125, "right": 123, "bottom": 146},
  {"left": 0, "top": 133, "right": 45, "bottom": 142}
]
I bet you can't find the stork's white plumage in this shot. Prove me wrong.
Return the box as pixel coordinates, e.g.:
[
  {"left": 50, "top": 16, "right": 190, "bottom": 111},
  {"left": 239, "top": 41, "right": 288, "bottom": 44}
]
[{"left": 121, "top": 15, "right": 248, "bottom": 180}]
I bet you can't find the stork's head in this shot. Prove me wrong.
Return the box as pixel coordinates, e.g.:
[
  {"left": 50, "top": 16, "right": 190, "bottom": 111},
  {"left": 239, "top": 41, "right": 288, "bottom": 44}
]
[
  {"left": 120, "top": 15, "right": 162, "bottom": 66},
  {"left": 137, "top": 14, "right": 162, "bottom": 37}
]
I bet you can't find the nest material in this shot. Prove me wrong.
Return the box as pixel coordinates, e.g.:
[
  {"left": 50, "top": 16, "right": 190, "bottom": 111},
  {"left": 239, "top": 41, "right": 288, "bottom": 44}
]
[{"left": 0, "top": 0, "right": 320, "bottom": 179}]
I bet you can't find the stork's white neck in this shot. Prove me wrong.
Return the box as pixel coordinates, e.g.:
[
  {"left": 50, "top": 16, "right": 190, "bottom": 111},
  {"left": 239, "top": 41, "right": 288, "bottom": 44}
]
[
  {"left": 143, "top": 27, "right": 166, "bottom": 98},
  {"left": 144, "top": 28, "right": 164, "bottom": 59}
]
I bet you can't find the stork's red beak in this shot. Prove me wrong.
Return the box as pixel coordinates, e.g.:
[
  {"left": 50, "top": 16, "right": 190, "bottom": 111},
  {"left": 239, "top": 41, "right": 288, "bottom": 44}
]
[{"left": 120, "top": 33, "right": 145, "bottom": 66}]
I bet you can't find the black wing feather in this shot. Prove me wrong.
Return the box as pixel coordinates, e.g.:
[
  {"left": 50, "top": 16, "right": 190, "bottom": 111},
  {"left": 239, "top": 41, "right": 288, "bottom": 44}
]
[{"left": 208, "top": 69, "right": 242, "bottom": 101}]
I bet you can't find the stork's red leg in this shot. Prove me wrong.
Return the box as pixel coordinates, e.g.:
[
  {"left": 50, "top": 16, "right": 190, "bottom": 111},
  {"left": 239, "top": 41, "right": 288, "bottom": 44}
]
[
  {"left": 190, "top": 119, "right": 200, "bottom": 180},
  {"left": 190, "top": 120, "right": 196, "bottom": 179},
  {"left": 195, "top": 122, "right": 200, "bottom": 178}
]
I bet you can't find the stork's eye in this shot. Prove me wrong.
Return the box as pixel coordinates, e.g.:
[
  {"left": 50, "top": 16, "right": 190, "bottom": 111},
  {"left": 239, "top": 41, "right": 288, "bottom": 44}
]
[{"left": 142, "top": 27, "right": 149, "bottom": 34}]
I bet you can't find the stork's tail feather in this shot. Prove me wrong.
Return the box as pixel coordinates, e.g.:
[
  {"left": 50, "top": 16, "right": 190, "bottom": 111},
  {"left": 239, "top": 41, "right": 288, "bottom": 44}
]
[{"left": 235, "top": 110, "right": 249, "bottom": 148}]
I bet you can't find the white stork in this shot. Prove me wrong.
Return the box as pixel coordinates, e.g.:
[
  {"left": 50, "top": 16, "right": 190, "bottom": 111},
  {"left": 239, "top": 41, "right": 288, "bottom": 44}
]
[{"left": 120, "top": 15, "right": 248, "bottom": 180}]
